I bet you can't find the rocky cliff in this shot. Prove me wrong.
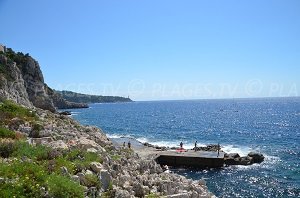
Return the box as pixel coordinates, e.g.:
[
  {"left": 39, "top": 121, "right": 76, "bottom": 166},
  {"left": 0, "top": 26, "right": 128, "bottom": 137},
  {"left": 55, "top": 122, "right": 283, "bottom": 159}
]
[{"left": 0, "top": 46, "right": 87, "bottom": 111}]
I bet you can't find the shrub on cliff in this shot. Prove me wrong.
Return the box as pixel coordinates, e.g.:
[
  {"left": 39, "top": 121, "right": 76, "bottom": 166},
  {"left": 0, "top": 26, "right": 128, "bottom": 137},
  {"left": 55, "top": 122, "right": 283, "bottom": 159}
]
[
  {"left": 29, "top": 123, "right": 44, "bottom": 138},
  {"left": 12, "top": 141, "right": 50, "bottom": 161},
  {"left": 0, "top": 100, "right": 37, "bottom": 124},
  {"left": 0, "top": 140, "right": 16, "bottom": 158}
]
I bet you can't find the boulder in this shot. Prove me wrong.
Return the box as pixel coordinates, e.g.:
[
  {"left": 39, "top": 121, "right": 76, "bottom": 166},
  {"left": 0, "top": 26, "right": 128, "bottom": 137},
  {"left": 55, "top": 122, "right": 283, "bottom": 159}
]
[
  {"left": 31, "top": 137, "right": 53, "bottom": 145},
  {"left": 99, "top": 170, "right": 111, "bottom": 191},
  {"left": 85, "top": 169, "right": 94, "bottom": 175},
  {"left": 59, "top": 111, "right": 71, "bottom": 115},
  {"left": 167, "top": 192, "right": 189, "bottom": 198},
  {"left": 239, "top": 156, "right": 252, "bottom": 165},
  {"left": 87, "top": 148, "right": 98, "bottom": 153},
  {"left": 60, "top": 166, "right": 70, "bottom": 177},
  {"left": 77, "top": 173, "right": 87, "bottom": 186},
  {"left": 114, "top": 188, "right": 131, "bottom": 198},
  {"left": 133, "top": 182, "right": 145, "bottom": 197},
  {"left": 247, "top": 152, "right": 264, "bottom": 163},
  {"left": 90, "top": 162, "right": 103, "bottom": 174},
  {"left": 87, "top": 187, "right": 97, "bottom": 198},
  {"left": 227, "top": 153, "right": 240, "bottom": 159},
  {"left": 8, "top": 117, "right": 25, "bottom": 130},
  {"left": 71, "top": 175, "right": 80, "bottom": 184},
  {"left": 76, "top": 137, "right": 100, "bottom": 150},
  {"left": 48, "top": 140, "right": 68, "bottom": 149}
]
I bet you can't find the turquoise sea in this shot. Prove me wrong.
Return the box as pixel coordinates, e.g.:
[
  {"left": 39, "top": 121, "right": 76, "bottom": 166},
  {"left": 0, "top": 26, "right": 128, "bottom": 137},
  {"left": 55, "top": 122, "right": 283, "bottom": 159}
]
[{"left": 69, "top": 98, "right": 300, "bottom": 197}]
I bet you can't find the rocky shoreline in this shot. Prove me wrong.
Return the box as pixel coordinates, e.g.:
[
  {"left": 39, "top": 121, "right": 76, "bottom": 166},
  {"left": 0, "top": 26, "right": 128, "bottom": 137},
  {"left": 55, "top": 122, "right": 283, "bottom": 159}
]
[{"left": 1, "top": 106, "right": 215, "bottom": 198}]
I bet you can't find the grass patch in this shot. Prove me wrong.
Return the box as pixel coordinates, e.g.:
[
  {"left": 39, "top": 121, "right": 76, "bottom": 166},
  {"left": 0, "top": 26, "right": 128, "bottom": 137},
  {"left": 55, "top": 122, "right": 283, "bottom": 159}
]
[
  {"left": 0, "top": 100, "right": 38, "bottom": 124},
  {"left": 0, "top": 161, "right": 84, "bottom": 198},
  {"left": 12, "top": 141, "right": 50, "bottom": 161},
  {"left": 65, "top": 149, "right": 102, "bottom": 170},
  {"left": 0, "top": 127, "right": 16, "bottom": 139},
  {"left": 0, "top": 141, "right": 96, "bottom": 197},
  {"left": 85, "top": 173, "right": 101, "bottom": 189},
  {"left": 146, "top": 193, "right": 161, "bottom": 198},
  {"left": 47, "top": 174, "right": 84, "bottom": 198},
  {"left": 111, "top": 154, "right": 121, "bottom": 161}
]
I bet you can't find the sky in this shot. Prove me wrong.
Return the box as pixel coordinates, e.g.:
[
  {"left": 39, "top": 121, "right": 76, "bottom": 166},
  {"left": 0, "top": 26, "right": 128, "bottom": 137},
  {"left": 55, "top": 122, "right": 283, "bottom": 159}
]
[{"left": 0, "top": 0, "right": 299, "bottom": 101}]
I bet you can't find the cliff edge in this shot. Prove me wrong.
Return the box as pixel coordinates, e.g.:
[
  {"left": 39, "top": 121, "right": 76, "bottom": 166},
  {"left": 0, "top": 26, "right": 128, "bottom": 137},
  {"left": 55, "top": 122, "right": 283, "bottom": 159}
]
[{"left": 0, "top": 45, "right": 87, "bottom": 111}]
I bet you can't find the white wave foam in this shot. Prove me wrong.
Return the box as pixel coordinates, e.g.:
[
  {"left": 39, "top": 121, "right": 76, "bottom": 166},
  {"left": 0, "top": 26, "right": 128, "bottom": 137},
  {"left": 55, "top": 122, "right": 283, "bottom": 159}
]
[
  {"left": 107, "top": 133, "right": 134, "bottom": 139},
  {"left": 221, "top": 145, "right": 252, "bottom": 156},
  {"left": 136, "top": 137, "right": 149, "bottom": 143},
  {"left": 145, "top": 140, "right": 206, "bottom": 149}
]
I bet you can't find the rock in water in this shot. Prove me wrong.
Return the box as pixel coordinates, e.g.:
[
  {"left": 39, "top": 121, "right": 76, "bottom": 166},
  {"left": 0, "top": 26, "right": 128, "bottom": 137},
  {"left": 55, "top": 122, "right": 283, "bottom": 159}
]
[{"left": 247, "top": 152, "right": 264, "bottom": 163}]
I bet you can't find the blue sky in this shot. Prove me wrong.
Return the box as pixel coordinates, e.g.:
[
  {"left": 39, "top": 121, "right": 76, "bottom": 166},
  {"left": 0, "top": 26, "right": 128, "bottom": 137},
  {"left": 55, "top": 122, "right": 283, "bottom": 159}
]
[{"left": 0, "top": 0, "right": 299, "bottom": 100}]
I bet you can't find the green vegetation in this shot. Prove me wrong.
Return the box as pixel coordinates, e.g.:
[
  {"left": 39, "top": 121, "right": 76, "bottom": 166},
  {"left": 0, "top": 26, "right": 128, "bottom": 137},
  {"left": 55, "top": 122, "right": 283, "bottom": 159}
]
[
  {"left": 0, "top": 100, "right": 103, "bottom": 197},
  {"left": 0, "top": 161, "right": 84, "bottom": 198},
  {"left": 12, "top": 141, "right": 50, "bottom": 160},
  {"left": 0, "top": 127, "right": 16, "bottom": 139},
  {"left": 0, "top": 140, "right": 16, "bottom": 158},
  {"left": 29, "top": 122, "right": 44, "bottom": 138},
  {"left": 47, "top": 174, "right": 84, "bottom": 198},
  {"left": 0, "top": 100, "right": 38, "bottom": 125},
  {"left": 85, "top": 174, "right": 101, "bottom": 189},
  {"left": 0, "top": 62, "right": 14, "bottom": 82},
  {"left": 146, "top": 193, "right": 161, "bottom": 198},
  {"left": 111, "top": 154, "right": 121, "bottom": 161},
  {"left": 0, "top": 140, "right": 101, "bottom": 197},
  {"left": 4, "top": 48, "right": 30, "bottom": 67},
  {"left": 0, "top": 48, "right": 30, "bottom": 82},
  {"left": 0, "top": 128, "right": 102, "bottom": 198}
]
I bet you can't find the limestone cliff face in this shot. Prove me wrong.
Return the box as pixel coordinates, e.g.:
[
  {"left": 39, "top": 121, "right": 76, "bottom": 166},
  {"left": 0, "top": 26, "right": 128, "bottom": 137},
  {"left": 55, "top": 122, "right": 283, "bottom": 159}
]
[
  {"left": 19, "top": 55, "right": 56, "bottom": 112},
  {"left": 0, "top": 45, "right": 87, "bottom": 111},
  {"left": 0, "top": 54, "right": 34, "bottom": 108}
]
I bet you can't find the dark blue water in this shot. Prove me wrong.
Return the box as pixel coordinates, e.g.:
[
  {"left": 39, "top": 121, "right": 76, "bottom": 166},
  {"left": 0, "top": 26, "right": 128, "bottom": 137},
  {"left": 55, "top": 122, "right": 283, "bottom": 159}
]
[{"left": 69, "top": 98, "right": 300, "bottom": 197}]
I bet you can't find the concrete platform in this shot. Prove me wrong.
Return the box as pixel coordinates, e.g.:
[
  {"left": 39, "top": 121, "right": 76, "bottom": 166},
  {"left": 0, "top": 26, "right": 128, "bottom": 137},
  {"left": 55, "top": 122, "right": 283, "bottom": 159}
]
[{"left": 155, "top": 150, "right": 225, "bottom": 168}]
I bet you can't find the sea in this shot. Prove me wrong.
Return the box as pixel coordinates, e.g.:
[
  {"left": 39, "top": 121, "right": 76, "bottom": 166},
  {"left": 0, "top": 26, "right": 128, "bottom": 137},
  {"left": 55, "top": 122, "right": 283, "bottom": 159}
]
[{"left": 68, "top": 97, "right": 300, "bottom": 197}]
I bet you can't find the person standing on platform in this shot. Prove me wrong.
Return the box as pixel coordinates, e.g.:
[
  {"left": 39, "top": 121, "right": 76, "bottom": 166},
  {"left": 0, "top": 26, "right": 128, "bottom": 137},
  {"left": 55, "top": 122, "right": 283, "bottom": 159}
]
[{"left": 194, "top": 141, "right": 198, "bottom": 151}]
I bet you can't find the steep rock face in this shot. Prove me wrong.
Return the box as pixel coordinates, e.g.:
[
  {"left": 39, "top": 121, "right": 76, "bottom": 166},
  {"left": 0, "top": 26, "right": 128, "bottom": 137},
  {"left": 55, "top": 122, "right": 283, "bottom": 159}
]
[
  {"left": 0, "top": 45, "right": 86, "bottom": 111},
  {"left": 0, "top": 54, "right": 33, "bottom": 108},
  {"left": 18, "top": 55, "right": 56, "bottom": 112}
]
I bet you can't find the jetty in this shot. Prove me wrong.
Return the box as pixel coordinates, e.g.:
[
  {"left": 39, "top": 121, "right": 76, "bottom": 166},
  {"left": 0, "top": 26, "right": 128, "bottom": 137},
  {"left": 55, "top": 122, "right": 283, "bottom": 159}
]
[
  {"left": 155, "top": 150, "right": 225, "bottom": 168},
  {"left": 110, "top": 138, "right": 265, "bottom": 168}
]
